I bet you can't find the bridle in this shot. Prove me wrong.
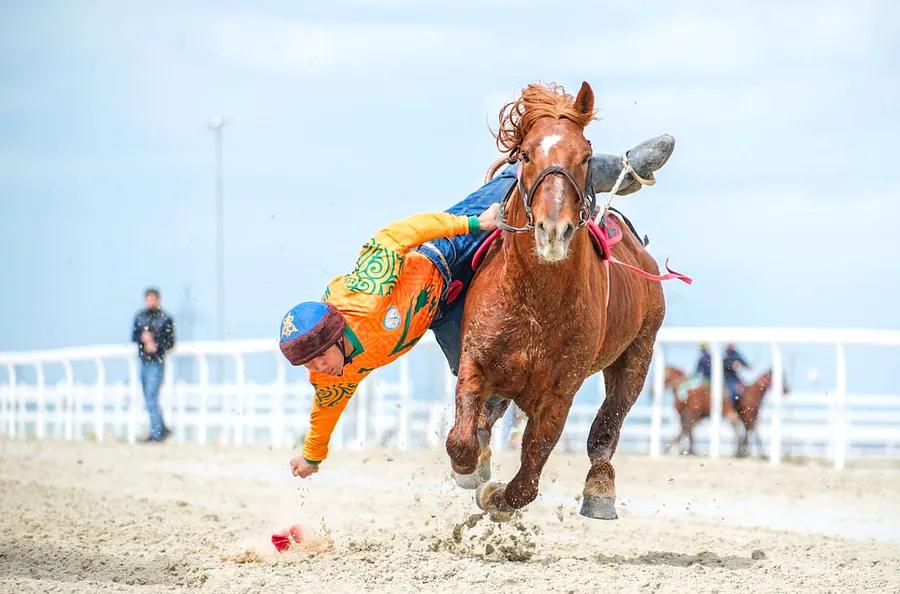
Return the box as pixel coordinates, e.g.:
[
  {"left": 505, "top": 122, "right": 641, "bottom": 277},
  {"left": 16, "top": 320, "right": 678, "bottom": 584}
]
[{"left": 497, "top": 146, "right": 596, "bottom": 234}]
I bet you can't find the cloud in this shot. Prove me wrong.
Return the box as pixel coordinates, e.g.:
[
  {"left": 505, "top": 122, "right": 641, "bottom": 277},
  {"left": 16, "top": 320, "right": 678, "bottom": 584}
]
[
  {"left": 208, "top": 16, "right": 493, "bottom": 76},
  {"left": 562, "top": 3, "right": 885, "bottom": 80},
  {"left": 598, "top": 78, "right": 836, "bottom": 131},
  {"left": 206, "top": 1, "right": 893, "bottom": 92}
]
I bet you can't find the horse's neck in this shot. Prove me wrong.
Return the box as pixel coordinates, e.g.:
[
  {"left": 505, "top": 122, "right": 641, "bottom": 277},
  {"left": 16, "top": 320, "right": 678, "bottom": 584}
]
[
  {"left": 744, "top": 380, "right": 766, "bottom": 403},
  {"left": 495, "top": 193, "right": 598, "bottom": 311},
  {"left": 752, "top": 377, "right": 772, "bottom": 397},
  {"left": 499, "top": 230, "right": 595, "bottom": 307}
]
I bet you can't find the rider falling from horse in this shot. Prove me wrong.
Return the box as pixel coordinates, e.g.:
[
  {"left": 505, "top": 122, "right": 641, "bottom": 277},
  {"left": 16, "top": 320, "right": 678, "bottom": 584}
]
[{"left": 278, "top": 84, "right": 676, "bottom": 482}]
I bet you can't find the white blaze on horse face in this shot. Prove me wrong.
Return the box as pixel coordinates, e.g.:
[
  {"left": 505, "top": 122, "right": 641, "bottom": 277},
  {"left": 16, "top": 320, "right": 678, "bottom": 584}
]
[{"left": 539, "top": 134, "right": 562, "bottom": 156}]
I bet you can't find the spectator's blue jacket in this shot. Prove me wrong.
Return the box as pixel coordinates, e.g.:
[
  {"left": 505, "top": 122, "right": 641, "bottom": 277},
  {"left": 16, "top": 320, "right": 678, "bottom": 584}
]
[{"left": 131, "top": 309, "right": 175, "bottom": 363}]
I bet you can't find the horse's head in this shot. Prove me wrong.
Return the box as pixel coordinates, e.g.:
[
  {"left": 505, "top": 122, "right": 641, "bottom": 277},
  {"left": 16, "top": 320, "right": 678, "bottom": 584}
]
[
  {"left": 664, "top": 365, "right": 686, "bottom": 388},
  {"left": 758, "top": 369, "right": 791, "bottom": 395},
  {"left": 495, "top": 82, "right": 597, "bottom": 262}
]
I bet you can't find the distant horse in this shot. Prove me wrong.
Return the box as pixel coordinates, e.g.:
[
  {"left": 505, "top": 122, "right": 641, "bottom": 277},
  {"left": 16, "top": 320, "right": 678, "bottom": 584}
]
[
  {"left": 664, "top": 366, "right": 784, "bottom": 457},
  {"left": 445, "top": 81, "right": 667, "bottom": 520},
  {"left": 734, "top": 369, "right": 789, "bottom": 457}
]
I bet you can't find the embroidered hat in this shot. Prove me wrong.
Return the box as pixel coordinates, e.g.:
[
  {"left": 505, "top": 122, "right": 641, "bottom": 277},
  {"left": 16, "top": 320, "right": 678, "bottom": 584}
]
[{"left": 279, "top": 302, "right": 346, "bottom": 366}]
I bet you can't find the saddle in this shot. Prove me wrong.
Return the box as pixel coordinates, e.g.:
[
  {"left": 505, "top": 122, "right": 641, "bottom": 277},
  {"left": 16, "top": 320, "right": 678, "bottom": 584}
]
[{"left": 472, "top": 212, "right": 692, "bottom": 284}]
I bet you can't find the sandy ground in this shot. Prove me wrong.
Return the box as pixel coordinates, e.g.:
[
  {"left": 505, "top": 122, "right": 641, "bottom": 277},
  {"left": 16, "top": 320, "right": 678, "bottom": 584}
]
[{"left": 1, "top": 439, "right": 898, "bottom": 594}]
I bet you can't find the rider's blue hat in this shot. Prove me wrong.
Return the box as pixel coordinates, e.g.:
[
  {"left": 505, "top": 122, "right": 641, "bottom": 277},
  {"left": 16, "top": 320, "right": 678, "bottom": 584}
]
[{"left": 279, "top": 302, "right": 346, "bottom": 366}]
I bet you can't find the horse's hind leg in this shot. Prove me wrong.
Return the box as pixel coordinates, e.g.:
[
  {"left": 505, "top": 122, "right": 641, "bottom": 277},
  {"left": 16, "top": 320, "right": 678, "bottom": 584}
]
[
  {"left": 753, "top": 427, "right": 766, "bottom": 458},
  {"left": 582, "top": 323, "right": 659, "bottom": 520},
  {"left": 664, "top": 411, "right": 689, "bottom": 453}
]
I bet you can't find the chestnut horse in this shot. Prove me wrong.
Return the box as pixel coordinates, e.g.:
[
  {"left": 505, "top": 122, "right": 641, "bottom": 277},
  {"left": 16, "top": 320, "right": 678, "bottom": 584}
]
[
  {"left": 445, "top": 82, "right": 666, "bottom": 520},
  {"left": 664, "top": 366, "right": 784, "bottom": 457}
]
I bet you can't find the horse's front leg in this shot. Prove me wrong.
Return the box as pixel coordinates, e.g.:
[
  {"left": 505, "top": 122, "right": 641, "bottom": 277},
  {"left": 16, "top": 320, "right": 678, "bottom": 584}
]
[
  {"left": 446, "top": 356, "right": 488, "bottom": 477},
  {"left": 735, "top": 420, "right": 750, "bottom": 457},
  {"left": 476, "top": 401, "right": 569, "bottom": 518},
  {"left": 664, "top": 410, "right": 688, "bottom": 453}
]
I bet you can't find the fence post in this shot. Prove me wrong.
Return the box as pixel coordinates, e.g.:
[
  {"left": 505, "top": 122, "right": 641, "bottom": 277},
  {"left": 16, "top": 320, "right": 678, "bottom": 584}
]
[
  {"left": 233, "top": 353, "right": 246, "bottom": 445},
  {"left": 273, "top": 352, "right": 286, "bottom": 448},
  {"left": 159, "top": 358, "right": 175, "bottom": 442},
  {"left": 398, "top": 358, "right": 411, "bottom": 450},
  {"left": 769, "top": 342, "right": 783, "bottom": 465},
  {"left": 174, "top": 357, "right": 186, "bottom": 444},
  {"left": 709, "top": 343, "right": 723, "bottom": 458},
  {"left": 72, "top": 366, "right": 83, "bottom": 440},
  {"left": 834, "top": 343, "right": 847, "bottom": 470},
  {"left": 127, "top": 358, "right": 139, "bottom": 444},
  {"left": 94, "top": 358, "right": 105, "bottom": 442},
  {"left": 355, "top": 381, "right": 368, "bottom": 449},
  {"left": 7, "top": 363, "right": 16, "bottom": 438},
  {"left": 650, "top": 345, "right": 665, "bottom": 458},
  {"left": 62, "top": 360, "right": 74, "bottom": 441},
  {"left": 35, "top": 362, "right": 46, "bottom": 439},
  {"left": 0, "top": 363, "right": 6, "bottom": 437},
  {"left": 197, "top": 355, "right": 209, "bottom": 445}
]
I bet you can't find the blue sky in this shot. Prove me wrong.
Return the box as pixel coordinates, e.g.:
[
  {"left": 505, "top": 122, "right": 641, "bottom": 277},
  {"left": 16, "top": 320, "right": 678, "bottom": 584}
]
[{"left": 2, "top": 0, "right": 899, "bottom": 363}]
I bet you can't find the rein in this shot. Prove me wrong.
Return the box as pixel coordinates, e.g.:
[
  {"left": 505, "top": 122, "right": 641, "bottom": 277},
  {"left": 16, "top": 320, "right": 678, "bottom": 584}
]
[
  {"left": 486, "top": 148, "right": 692, "bottom": 285},
  {"left": 496, "top": 149, "right": 653, "bottom": 233},
  {"left": 497, "top": 151, "right": 596, "bottom": 234}
]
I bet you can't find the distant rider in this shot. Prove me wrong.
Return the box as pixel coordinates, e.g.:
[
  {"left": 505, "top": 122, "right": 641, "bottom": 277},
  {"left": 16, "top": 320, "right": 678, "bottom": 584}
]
[{"left": 723, "top": 343, "right": 750, "bottom": 409}]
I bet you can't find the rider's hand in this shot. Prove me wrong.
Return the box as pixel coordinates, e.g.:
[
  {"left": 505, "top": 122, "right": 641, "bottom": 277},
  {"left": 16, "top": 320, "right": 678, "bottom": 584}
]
[
  {"left": 478, "top": 203, "right": 501, "bottom": 232},
  {"left": 290, "top": 456, "right": 320, "bottom": 478}
]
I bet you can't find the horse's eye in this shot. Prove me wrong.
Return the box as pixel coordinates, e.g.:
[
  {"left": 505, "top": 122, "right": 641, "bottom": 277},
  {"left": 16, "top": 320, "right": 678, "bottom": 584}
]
[{"left": 521, "top": 151, "right": 530, "bottom": 164}]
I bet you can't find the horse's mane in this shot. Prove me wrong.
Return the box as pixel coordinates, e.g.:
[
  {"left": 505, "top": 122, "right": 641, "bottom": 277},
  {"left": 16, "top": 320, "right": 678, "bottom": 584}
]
[{"left": 493, "top": 82, "right": 597, "bottom": 155}]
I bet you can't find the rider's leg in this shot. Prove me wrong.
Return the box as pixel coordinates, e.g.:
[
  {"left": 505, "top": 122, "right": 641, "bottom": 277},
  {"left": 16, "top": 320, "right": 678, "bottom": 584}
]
[{"left": 590, "top": 134, "right": 676, "bottom": 196}]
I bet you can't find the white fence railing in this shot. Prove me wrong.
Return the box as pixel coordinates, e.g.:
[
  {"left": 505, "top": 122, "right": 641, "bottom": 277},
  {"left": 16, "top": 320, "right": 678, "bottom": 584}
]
[{"left": 1, "top": 328, "right": 898, "bottom": 470}]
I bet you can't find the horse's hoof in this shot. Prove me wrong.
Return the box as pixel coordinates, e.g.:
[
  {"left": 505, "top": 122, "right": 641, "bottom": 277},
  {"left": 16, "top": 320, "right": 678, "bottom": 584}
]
[
  {"left": 579, "top": 494, "right": 618, "bottom": 520},
  {"left": 475, "top": 481, "right": 513, "bottom": 522},
  {"left": 476, "top": 481, "right": 504, "bottom": 510},
  {"left": 452, "top": 446, "right": 491, "bottom": 489},
  {"left": 452, "top": 460, "right": 491, "bottom": 490}
]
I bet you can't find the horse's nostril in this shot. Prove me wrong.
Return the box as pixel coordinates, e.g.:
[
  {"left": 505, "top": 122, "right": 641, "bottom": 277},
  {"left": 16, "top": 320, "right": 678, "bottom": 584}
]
[{"left": 561, "top": 223, "right": 575, "bottom": 242}]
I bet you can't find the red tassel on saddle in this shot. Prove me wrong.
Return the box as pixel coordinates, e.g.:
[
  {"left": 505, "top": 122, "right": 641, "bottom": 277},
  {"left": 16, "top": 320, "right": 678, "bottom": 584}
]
[{"left": 587, "top": 220, "right": 692, "bottom": 284}]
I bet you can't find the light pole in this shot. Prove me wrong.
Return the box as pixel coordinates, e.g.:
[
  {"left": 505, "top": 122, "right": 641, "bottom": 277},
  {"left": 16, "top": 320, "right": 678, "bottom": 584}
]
[{"left": 209, "top": 117, "right": 226, "bottom": 342}]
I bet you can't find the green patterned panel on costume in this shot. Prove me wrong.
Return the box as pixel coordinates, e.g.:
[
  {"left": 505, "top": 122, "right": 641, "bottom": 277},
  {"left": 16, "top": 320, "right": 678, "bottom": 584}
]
[
  {"left": 343, "top": 240, "right": 402, "bottom": 295},
  {"left": 314, "top": 383, "right": 357, "bottom": 408},
  {"left": 389, "top": 285, "right": 437, "bottom": 356}
]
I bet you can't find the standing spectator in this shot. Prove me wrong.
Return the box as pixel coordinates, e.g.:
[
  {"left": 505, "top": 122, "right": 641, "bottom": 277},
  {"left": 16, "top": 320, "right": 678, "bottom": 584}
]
[
  {"left": 131, "top": 288, "right": 175, "bottom": 442},
  {"left": 723, "top": 343, "right": 750, "bottom": 409}
]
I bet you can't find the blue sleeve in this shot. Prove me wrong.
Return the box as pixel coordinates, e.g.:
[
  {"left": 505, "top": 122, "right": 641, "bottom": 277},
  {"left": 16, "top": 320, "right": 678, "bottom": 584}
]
[
  {"left": 131, "top": 314, "right": 142, "bottom": 343},
  {"left": 159, "top": 315, "right": 176, "bottom": 351}
]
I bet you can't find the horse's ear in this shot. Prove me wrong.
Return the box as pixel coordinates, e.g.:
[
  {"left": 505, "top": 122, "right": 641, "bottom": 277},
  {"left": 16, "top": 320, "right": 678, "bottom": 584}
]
[{"left": 574, "top": 81, "right": 594, "bottom": 118}]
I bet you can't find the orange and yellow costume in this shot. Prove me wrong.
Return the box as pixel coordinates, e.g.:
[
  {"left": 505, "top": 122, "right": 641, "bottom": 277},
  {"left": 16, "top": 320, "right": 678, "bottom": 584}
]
[{"left": 303, "top": 212, "right": 479, "bottom": 463}]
